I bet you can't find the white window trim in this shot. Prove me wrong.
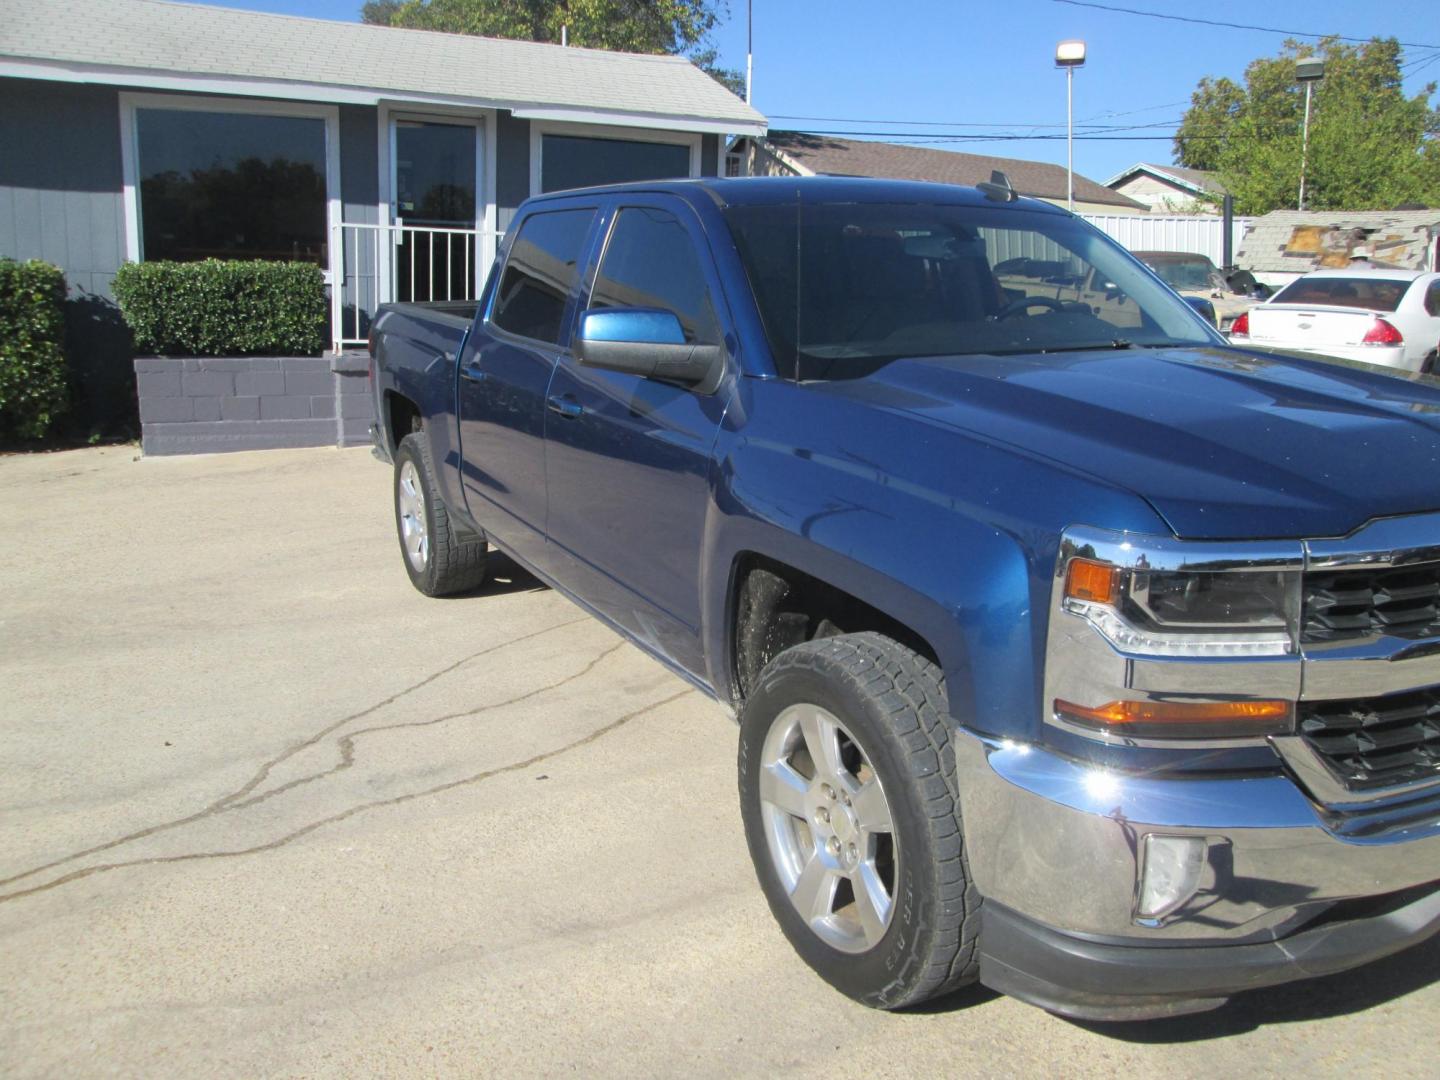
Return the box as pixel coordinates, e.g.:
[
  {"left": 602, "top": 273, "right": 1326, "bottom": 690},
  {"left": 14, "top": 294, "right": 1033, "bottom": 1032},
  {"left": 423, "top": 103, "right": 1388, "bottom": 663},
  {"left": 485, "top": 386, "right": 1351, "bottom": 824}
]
[
  {"left": 529, "top": 121, "right": 702, "bottom": 198},
  {"left": 118, "top": 92, "right": 342, "bottom": 292}
]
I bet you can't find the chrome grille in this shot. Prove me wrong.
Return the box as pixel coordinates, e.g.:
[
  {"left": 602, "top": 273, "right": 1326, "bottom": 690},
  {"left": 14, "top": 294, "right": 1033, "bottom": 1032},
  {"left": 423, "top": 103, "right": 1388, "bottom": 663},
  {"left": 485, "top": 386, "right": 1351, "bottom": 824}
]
[
  {"left": 1301, "top": 562, "right": 1440, "bottom": 642},
  {"left": 1299, "top": 687, "right": 1440, "bottom": 789}
]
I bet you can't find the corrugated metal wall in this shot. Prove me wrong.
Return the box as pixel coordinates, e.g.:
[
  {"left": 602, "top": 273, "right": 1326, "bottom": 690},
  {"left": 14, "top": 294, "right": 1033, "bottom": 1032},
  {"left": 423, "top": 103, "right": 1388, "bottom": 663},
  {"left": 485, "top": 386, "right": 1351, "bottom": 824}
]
[{"left": 1078, "top": 214, "right": 1253, "bottom": 266}]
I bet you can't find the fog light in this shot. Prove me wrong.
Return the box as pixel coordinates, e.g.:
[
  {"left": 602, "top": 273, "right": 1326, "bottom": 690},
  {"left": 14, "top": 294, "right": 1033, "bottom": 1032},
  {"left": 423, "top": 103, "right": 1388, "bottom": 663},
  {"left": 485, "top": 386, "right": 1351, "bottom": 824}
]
[{"left": 1137, "top": 835, "right": 1206, "bottom": 921}]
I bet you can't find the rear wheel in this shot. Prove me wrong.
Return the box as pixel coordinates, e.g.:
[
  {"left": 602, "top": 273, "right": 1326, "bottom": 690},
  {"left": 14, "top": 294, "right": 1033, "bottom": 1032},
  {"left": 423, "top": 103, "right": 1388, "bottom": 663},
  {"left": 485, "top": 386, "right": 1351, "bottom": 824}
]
[
  {"left": 393, "top": 432, "right": 489, "bottom": 596},
  {"left": 1423, "top": 350, "right": 1438, "bottom": 375},
  {"left": 738, "top": 633, "right": 980, "bottom": 1009}
]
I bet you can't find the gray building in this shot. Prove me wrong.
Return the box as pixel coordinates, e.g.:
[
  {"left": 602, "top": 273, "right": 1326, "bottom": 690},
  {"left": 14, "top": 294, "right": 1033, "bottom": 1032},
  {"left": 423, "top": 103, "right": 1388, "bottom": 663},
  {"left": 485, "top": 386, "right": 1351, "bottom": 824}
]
[{"left": 0, "top": 0, "right": 765, "bottom": 445}]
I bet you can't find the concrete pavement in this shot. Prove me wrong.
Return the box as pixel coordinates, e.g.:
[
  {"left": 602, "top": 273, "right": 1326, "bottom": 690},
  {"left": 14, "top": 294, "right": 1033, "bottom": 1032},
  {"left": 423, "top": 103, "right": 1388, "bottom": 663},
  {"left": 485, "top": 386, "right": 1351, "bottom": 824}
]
[{"left": 1, "top": 445, "right": 1437, "bottom": 1077}]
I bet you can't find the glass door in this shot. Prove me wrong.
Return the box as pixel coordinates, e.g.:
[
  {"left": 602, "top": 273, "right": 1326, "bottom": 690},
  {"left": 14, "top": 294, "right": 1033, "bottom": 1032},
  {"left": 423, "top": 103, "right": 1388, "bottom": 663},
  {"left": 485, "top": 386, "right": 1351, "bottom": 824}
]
[{"left": 391, "top": 118, "right": 479, "bottom": 302}]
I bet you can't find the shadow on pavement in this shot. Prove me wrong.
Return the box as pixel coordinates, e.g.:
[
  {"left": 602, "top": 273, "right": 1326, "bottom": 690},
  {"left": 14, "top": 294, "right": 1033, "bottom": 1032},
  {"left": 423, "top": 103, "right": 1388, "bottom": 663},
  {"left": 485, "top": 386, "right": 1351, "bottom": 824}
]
[{"left": 440, "top": 550, "right": 547, "bottom": 599}]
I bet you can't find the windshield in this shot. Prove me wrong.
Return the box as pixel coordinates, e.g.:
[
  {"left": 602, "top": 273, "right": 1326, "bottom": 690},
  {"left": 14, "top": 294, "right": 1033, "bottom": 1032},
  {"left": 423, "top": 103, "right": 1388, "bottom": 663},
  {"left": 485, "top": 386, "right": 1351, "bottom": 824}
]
[
  {"left": 1138, "top": 254, "right": 1219, "bottom": 292},
  {"left": 1271, "top": 276, "right": 1408, "bottom": 313},
  {"left": 723, "top": 200, "right": 1218, "bottom": 380}
]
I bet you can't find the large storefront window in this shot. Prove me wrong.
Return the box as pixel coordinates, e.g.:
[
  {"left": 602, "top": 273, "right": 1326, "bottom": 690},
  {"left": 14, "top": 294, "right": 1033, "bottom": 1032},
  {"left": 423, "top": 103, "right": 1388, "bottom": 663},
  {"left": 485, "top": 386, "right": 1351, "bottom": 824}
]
[
  {"left": 136, "top": 108, "right": 327, "bottom": 263},
  {"left": 540, "top": 134, "right": 691, "bottom": 194}
]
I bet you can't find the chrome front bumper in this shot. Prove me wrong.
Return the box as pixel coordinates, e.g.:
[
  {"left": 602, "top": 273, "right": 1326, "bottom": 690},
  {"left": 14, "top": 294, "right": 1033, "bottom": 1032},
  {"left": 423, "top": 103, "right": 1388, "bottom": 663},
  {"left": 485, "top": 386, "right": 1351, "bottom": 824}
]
[{"left": 954, "top": 730, "right": 1440, "bottom": 943}]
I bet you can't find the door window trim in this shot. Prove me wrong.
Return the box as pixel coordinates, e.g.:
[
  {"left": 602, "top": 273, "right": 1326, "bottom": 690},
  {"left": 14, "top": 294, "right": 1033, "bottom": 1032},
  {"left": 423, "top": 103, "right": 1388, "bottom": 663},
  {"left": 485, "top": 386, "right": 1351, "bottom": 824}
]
[{"left": 484, "top": 204, "right": 603, "bottom": 350}]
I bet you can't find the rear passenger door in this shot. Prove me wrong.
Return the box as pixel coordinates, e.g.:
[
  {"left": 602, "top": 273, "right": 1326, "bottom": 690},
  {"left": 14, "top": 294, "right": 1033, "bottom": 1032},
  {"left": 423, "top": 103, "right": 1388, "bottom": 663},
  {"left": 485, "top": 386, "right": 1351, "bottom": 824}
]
[
  {"left": 542, "top": 197, "right": 733, "bottom": 678},
  {"left": 457, "top": 205, "right": 597, "bottom": 559}
]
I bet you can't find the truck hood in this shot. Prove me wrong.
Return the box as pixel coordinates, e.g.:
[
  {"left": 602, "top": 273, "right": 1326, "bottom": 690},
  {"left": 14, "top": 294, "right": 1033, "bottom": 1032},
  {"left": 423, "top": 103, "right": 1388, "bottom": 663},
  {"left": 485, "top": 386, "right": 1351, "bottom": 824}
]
[{"left": 815, "top": 346, "right": 1440, "bottom": 540}]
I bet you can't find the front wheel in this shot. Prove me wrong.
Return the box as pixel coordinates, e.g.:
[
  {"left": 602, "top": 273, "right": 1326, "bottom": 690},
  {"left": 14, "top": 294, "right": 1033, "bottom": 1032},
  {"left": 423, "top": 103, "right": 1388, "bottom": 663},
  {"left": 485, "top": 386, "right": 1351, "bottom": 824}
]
[
  {"left": 738, "top": 633, "right": 980, "bottom": 1009},
  {"left": 393, "top": 432, "right": 489, "bottom": 596}
]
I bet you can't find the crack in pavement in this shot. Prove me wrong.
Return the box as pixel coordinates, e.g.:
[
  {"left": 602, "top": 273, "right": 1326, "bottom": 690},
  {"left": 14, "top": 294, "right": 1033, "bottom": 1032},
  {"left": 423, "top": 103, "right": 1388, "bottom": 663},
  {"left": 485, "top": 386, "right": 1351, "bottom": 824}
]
[
  {"left": 0, "top": 688, "right": 696, "bottom": 904},
  {"left": 0, "top": 617, "right": 587, "bottom": 890},
  {"left": 224, "top": 640, "right": 626, "bottom": 813}
]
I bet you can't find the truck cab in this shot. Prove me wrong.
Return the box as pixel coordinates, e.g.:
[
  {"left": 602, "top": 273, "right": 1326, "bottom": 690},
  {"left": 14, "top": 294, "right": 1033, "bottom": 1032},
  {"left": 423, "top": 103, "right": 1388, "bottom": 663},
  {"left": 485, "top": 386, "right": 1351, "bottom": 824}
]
[{"left": 369, "top": 177, "right": 1440, "bottom": 1021}]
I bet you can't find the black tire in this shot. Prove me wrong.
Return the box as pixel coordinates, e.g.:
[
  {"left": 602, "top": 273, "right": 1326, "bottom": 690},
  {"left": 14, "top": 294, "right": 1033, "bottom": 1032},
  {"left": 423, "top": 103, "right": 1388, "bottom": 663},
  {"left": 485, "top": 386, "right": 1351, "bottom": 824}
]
[
  {"left": 393, "top": 432, "right": 489, "bottom": 597},
  {"left": 1225, "top": 268, "right": 1259, "bottom": 296},
  {"left": 738, "top": 632, "right": 980, "bottom": 1009},
  {"left": 1423, "top": 350, "right": 1438, "bottom": 376}
]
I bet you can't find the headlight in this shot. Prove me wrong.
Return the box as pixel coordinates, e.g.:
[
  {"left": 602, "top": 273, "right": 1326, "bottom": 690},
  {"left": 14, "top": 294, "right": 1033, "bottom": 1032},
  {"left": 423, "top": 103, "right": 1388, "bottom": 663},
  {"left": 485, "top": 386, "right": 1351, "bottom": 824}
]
[{"left": 1063, "top": 557, "right": 1296, "bottom": 657}]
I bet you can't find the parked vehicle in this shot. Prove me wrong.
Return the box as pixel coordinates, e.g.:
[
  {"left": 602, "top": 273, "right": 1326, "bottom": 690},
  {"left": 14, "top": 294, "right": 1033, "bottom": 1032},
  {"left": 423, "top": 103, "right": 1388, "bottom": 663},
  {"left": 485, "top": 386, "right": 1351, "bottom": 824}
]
[
  {"left": 1130, "top": 250, "right": 1261, "bottom": 332},
  {"left": 369, "top": 177, "right": 1440, "bottom": 1022},
  {"left": 1232, "top": 268, "right": 1440, "bottom": 373}
]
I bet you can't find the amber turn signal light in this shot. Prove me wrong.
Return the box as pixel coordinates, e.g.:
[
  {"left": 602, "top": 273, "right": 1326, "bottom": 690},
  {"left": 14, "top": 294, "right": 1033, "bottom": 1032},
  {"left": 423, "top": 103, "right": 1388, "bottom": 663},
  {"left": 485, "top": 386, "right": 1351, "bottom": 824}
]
[
  {"left": 1055, "top": 698, "right": 1292, "bottom": 739},
  {"left": 1065, "top": 558, "right": 1121, "bottom": 605}
]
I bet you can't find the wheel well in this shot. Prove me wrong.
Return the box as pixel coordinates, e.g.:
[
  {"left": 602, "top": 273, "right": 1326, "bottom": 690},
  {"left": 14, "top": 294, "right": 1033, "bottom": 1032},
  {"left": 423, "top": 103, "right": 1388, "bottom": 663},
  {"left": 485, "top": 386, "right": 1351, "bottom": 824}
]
[
  {"left": 385, "top": 392, "right": 422, "bottom": 451},
  {"left": 729, "top": 554, "right": 940, "bottom": 700}
]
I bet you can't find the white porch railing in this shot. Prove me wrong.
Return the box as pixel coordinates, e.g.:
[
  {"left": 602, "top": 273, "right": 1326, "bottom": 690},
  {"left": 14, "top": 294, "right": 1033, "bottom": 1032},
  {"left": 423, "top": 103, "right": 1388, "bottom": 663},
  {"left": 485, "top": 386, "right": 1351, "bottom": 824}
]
[{"left": 332, "top": 222, "right": 499, "bottom": 351}]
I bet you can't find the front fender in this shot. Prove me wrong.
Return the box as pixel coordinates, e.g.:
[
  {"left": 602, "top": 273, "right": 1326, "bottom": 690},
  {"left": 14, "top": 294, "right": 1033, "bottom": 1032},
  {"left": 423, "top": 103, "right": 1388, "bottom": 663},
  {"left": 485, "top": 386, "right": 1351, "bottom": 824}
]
[{"left": 700, "top": 378, "right": 1169, "bottom": 740}]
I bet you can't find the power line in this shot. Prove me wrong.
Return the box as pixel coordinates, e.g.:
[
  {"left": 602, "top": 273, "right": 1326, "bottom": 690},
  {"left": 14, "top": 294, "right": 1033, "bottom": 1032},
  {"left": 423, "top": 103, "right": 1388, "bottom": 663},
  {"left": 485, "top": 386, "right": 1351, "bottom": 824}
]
[
  {"left": 766, "top": 102, "right": 1191, "bottom": 129},
  {"left": 1051, "top": 1, "right": 1440, "bottom": 51},
  {"left": 790, "top": 129, "right": 1297, "bottom": 141}
]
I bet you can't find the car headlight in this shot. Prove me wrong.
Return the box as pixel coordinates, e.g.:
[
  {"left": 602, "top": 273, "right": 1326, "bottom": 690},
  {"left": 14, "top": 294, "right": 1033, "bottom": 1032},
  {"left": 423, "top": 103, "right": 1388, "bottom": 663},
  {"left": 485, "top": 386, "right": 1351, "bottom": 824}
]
[
  {"left": 1062, "top": 557, "right": 1295, "bottom": 657},
  {"left": 1049, "top": 533, "right": 1301, "bottom": 740}
]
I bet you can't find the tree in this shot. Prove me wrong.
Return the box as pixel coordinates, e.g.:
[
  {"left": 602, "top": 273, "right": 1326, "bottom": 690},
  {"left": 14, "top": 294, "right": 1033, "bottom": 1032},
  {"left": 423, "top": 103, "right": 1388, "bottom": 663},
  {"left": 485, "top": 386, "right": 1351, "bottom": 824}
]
[
  {"left": 1174, "top": 37, "right": 1440, "bottom": 214},
  {"left": 362, "top": 0, "right": 743, "bottom": 95}
]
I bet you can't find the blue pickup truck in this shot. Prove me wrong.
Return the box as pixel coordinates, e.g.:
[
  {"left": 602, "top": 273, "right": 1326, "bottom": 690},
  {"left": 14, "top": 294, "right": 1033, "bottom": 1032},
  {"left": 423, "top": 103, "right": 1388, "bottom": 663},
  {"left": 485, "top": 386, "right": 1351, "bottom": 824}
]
[{"left": 368, "top": 176, "right": 1440, "bottom": 1021}]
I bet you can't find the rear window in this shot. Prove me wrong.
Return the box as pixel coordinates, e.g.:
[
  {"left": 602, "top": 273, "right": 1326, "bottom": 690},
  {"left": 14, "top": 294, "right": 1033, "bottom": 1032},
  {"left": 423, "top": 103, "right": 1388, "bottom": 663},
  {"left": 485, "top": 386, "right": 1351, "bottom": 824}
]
[
  {"left": 490, "top": 208, "right": 595, "bottom": 344},
  {"left": 1271, "top": 276, "right": 1408, "bottom": 313}
]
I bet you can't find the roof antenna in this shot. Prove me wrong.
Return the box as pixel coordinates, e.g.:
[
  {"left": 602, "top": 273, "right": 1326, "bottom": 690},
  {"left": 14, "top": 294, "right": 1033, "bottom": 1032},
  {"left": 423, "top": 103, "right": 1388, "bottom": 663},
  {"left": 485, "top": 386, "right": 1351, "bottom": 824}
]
[{"left": 977, "top": 170, "right": 1018, "bottom": 203}]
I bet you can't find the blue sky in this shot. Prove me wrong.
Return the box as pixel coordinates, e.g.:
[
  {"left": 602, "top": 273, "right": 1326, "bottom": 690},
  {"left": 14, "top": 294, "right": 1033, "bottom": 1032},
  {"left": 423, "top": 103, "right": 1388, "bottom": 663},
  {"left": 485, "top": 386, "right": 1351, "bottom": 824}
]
[{"left": 191, "top": 0, "right": 1440, "bottom": 184}]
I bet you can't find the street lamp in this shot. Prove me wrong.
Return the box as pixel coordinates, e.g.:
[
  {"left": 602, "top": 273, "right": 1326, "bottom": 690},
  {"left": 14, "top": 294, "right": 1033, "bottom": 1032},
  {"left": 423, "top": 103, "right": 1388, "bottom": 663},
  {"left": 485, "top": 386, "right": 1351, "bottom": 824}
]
[
  {"left": 1056, "top": 40, "right": 1087, "bottom": 212},
  {"left": 1296, "top": 57, "right": 1324, "bottom": 211}
]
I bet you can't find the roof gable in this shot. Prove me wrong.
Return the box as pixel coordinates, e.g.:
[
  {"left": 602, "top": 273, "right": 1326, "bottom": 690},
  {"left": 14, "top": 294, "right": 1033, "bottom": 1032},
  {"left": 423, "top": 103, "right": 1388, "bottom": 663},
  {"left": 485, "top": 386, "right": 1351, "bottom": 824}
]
[
  {"left": 755, "top": 133, "right": 1146, "bottom": 209},
  {"left": 1105, "top": 162, "right": 1227, "bottom": 198}
]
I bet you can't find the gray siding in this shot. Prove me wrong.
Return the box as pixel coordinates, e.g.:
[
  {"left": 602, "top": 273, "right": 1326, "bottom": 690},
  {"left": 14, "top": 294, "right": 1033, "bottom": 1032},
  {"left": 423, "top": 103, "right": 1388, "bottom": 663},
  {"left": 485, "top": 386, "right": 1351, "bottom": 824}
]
[
  {"left": 496, "top": 110, "right": 531, "bottom": 234},
  {"left": 0, "top": 77, "right": 125, "bottom": 299}
]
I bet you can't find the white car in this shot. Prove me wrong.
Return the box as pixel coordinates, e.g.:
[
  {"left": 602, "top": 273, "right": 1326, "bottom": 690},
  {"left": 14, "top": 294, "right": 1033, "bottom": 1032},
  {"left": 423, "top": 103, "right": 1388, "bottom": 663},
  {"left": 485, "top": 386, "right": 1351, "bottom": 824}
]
[{"left": 1231, "top": 268, "right": 1440, "bottom": 374}]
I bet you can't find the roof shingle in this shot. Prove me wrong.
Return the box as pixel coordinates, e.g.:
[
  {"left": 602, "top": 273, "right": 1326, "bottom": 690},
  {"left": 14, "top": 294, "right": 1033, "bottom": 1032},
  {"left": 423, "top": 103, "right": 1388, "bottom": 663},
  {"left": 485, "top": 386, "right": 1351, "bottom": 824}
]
[
  {"left": 759, "top": 132, "right": 1146, "bottom": 209},
  {"left": 0, "top": 0, "right": 766, "bottom": 130}
]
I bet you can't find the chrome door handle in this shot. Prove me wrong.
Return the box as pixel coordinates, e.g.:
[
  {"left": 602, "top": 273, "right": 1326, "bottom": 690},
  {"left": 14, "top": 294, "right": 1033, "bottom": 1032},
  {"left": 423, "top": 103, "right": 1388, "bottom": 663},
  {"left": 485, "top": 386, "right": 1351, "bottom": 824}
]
[{"left": 546, "top": 395, "right": 584, "bottom": 419}]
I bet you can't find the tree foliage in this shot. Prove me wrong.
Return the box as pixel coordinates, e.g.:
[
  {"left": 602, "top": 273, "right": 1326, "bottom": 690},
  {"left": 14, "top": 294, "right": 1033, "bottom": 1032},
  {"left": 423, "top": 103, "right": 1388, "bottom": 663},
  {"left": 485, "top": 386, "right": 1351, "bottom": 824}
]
[
  {"left": 363, "top": 0, "right": 743, "bottom": 94},
  {"left": 1174, "top": 37, "right": 1440, "bottom": 214}
]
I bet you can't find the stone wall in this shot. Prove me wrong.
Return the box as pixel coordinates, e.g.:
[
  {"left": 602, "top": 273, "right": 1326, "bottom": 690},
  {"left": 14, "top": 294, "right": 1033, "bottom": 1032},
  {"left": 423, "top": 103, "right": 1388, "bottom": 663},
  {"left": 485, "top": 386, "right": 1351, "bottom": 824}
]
[{"left": 135, "top": 352, "right": 373, "bottom": 455}]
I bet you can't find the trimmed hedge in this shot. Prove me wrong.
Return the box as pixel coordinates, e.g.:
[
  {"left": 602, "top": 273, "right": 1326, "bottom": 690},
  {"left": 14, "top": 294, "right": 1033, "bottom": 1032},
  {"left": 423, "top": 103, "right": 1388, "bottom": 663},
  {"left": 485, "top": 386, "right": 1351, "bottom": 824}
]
[
  {"left": 113, "top": 260, "right": 327, "bottom": 357},
  {"left": 0, "top": 259, "right": 69, "bottom": 440}
]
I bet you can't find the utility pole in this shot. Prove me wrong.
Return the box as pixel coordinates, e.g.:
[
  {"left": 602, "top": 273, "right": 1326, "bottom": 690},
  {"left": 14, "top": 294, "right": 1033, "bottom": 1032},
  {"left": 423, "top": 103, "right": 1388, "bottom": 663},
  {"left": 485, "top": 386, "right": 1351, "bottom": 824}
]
[
  {"left": 746, "top": 0, "right": 753, "bottom": 104},
  {"left": 1296, "top": 57, "right": 1324, "bottom": 211}
]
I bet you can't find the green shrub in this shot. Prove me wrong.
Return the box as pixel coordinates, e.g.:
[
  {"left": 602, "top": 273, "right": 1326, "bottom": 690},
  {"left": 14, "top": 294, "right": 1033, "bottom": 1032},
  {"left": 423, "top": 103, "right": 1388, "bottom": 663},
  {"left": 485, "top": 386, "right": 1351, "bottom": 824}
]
[
  {"left": 113, "top": 260, "right": 326, "bottom": 357},
  {"left": 0, "top": 259, "right": 69, "bottom": 440}
]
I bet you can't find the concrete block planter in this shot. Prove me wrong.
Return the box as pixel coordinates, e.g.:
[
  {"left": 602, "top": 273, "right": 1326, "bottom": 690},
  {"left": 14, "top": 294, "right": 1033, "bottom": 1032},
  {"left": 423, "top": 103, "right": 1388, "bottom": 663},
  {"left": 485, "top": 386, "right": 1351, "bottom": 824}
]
[{"left": 134, "top": 352, "right": 372, "bottom": 455}]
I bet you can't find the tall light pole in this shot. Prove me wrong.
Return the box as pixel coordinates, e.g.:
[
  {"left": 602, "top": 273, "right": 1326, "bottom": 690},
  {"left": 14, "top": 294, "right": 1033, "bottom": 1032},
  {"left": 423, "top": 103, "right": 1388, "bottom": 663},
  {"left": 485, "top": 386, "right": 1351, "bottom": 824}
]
[
  {"left": 1296, "top": 56, "right": 1324, "bottom": 211},
  {"left": 746, "top": 0, "right": 753, "bottom": 104},
  {"left": 1055, "top": 40, "right": 1087, "bottom": 212}
]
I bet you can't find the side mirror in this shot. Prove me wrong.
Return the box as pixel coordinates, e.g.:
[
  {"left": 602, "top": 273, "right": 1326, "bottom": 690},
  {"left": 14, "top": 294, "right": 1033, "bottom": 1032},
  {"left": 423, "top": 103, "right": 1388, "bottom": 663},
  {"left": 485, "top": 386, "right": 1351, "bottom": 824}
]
[
  {"left": 1183, "top": 295, "right": 1218, "bottom": 327},
  {"left": 574, "top": 308, "right": 723, "bottom": 392}
]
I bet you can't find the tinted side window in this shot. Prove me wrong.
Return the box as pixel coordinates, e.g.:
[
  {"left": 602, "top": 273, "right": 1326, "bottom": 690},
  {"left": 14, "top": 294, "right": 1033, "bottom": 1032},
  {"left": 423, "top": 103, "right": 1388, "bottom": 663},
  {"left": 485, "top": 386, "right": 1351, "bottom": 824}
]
[
  {"left": 590, "top": 207, "right": 719, "bottom": 344},
  {"left": 1426, "top": 281, "right": 1440, "bottom": 317},
  {"left": 491, "top": 208, "right": 595, "bottom": 344}
]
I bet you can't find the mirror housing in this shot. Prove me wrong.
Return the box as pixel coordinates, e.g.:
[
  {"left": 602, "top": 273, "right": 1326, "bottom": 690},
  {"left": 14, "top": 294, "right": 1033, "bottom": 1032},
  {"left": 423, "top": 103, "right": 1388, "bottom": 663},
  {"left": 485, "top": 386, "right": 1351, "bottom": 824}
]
[
  {"left": 574, "top": 308, "right": 723, "bottom": 392},
  {"left": 1183, "top": 295, "right": 1218, "bottom": 327}
]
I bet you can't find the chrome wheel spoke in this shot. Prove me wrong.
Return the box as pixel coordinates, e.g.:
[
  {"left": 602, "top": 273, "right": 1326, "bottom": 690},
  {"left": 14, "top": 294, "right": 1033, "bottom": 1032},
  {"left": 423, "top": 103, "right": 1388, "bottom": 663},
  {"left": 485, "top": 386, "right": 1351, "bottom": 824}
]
[
  {"left": 852, "top": 861, "right": 892, "bottom": 947},
  {"left": 798, "top": 708, "right": 844, "bottom": 784},
  {"left": 850, "top": 778, "right": 892, "bottom": 834},
  {"left": 759, "top": 761, "right": 810, "bottom": 819},
  {"left": 791, "top": 852, "right": 838, "bottom": 923},
  {"left": 398, "top": 461, "right": 430, "bottom": 572}
]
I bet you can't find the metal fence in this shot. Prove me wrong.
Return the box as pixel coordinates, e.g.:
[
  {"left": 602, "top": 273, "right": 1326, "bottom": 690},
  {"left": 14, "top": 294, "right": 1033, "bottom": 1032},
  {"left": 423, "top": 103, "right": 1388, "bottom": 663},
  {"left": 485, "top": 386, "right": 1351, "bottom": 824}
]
[
  {"left": 332, "top": 222, "right": 497, "bottom": 351},
  {"left": 1078, "top": 213, "right": 1253, "bottom": 266}
]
